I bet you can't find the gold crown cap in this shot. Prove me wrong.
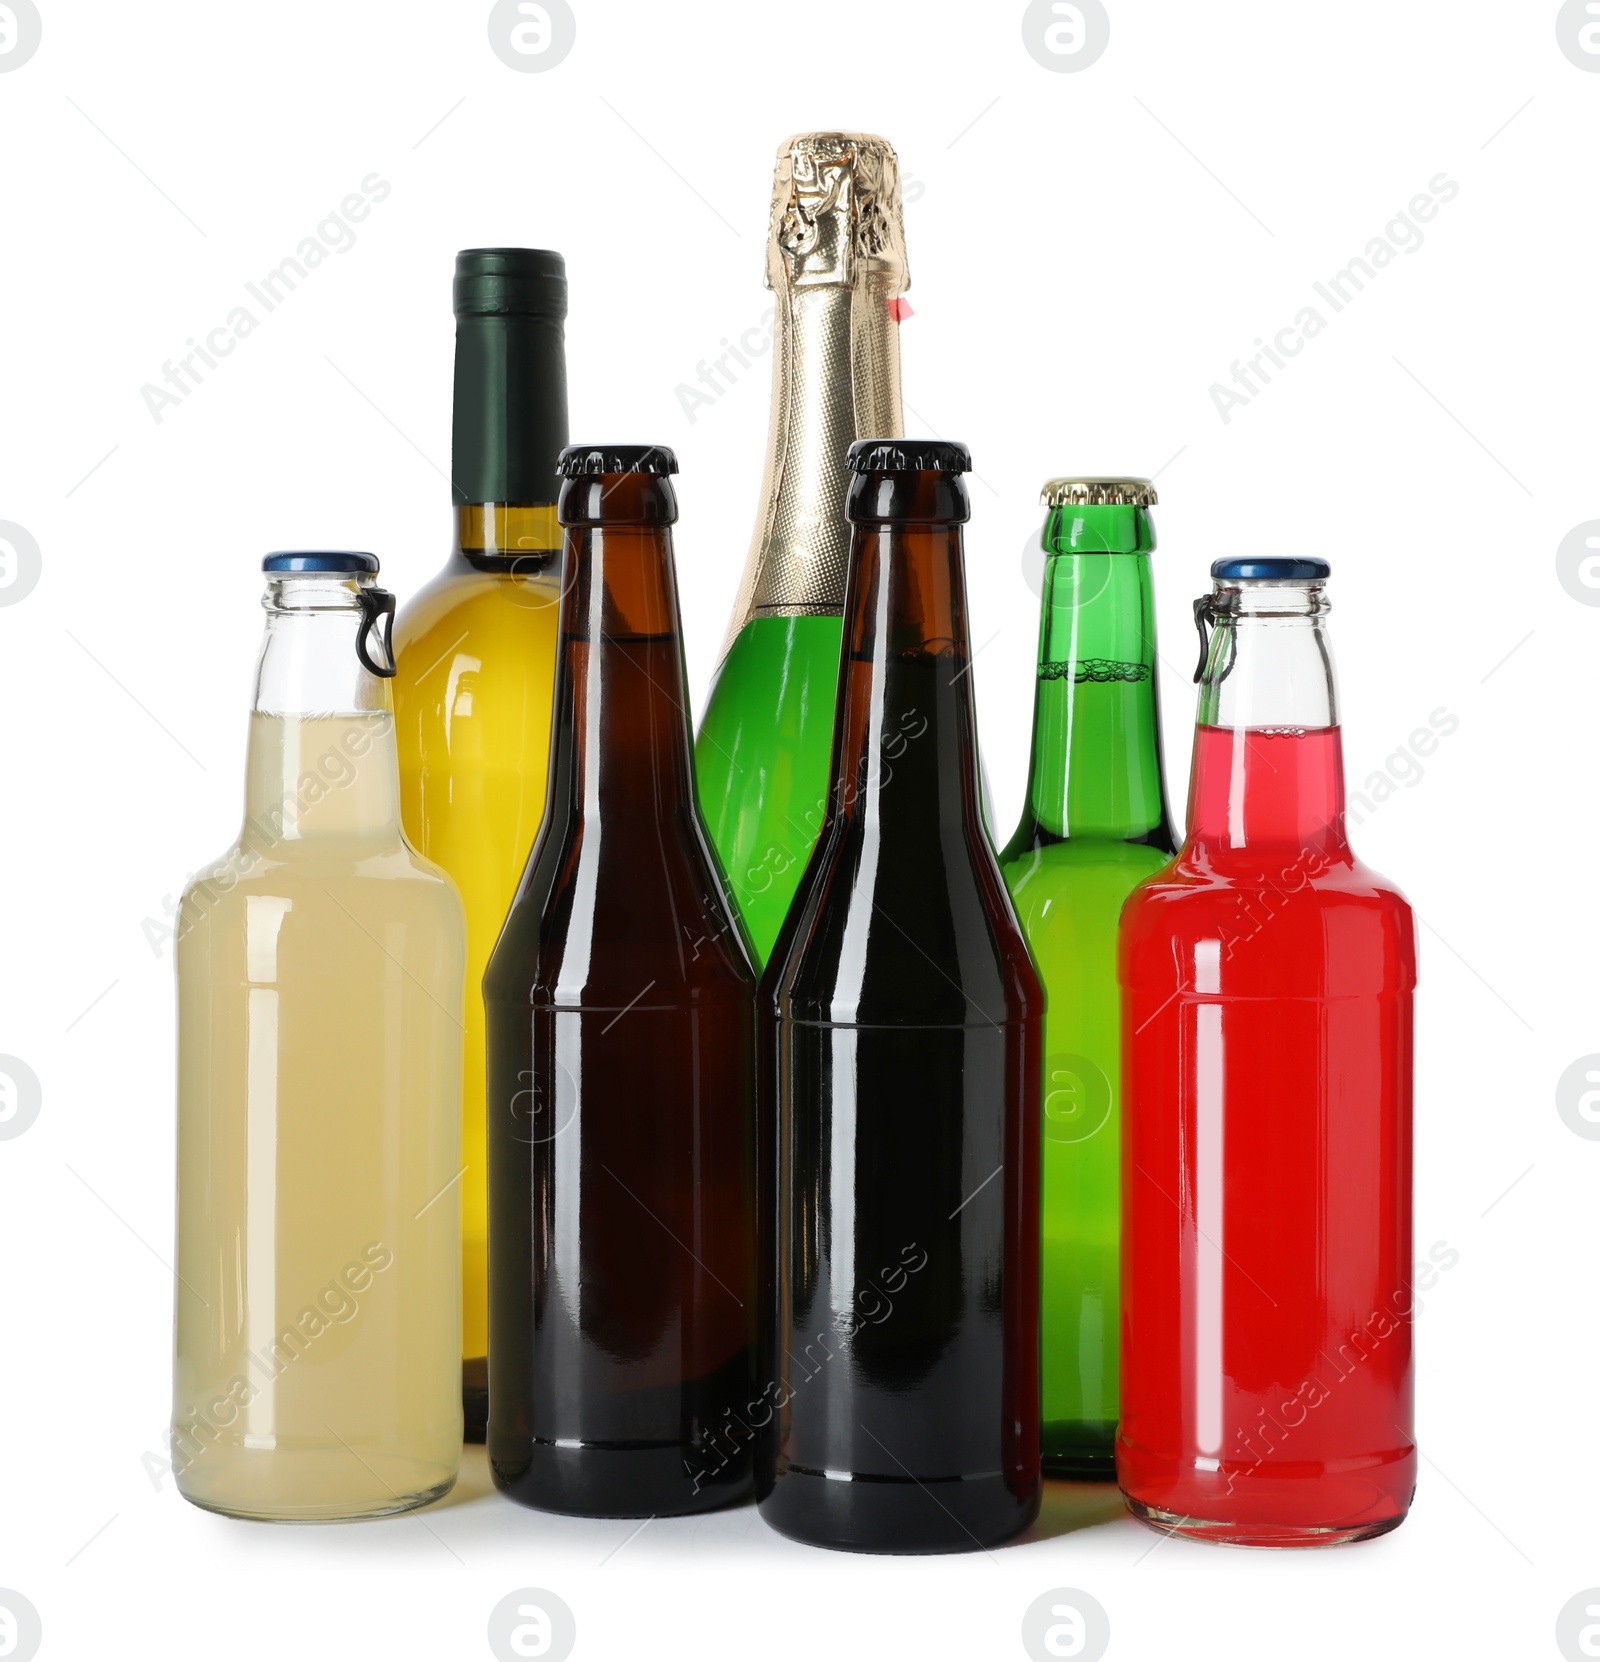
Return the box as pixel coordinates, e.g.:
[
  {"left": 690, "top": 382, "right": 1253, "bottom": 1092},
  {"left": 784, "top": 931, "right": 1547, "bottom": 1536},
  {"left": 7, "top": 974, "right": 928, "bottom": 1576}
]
[{"left": 1039, "top": 478, "right": 1159, "bottom": 507}]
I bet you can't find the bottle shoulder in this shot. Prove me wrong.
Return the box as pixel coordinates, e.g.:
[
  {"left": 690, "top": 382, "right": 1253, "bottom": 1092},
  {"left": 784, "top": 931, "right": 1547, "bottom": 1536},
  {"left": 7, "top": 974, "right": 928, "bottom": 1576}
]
[
  {"left": 393, "top": 558, "right": 564, "bottom": 654},
  {"left": 697, "top": 614, "right": 844, "bottom": 767},
  {"left": 391, "top": 563, "right": 564, "bottom": 783},
  {"left": 767, "top": 823, "right": 1042, "bottom": 1027},
  {"left": 1125, "top": 844, "right": 1413, "bottom": 910},
  {"left": 1002, "top": 837, "right": 1172, "bottom": 946},
  {"left": 486, "top": 810, "right": 758, "bottom": 1006},
  {"left": 184, "top": 839, "right": 461, "bottom": 908},
  {"left": 177, "top": 841, "right": 466, "bottom": 976},
  {"left": 1120, "top": 845, "right": 1416, "bottom": 991},
  {"left": 1002, "top": 835, "right": 1174, "bottom": 891},
  {"left": 393, "top": 560, "right": 477, "bottom": 642}
]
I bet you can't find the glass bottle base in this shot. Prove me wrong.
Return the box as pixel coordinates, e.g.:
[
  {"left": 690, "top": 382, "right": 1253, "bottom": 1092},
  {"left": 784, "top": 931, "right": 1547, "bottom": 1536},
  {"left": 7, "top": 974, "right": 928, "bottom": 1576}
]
[
  {"left": 1116, "top": 1434, "right": 1415, "bottom": 1547},
  {"left": 490, "top": 1434, "right": 753, "bottom": 1519},
  {"left": 1041, "top": 1421, "right": 1117, "bottom": 1482},
  {"left": 1124, "top": 1494, "right": 1405, "bottom": 1547},
  {"left": 179, "top": 1466, "right": 456, "bottom": 1524},
  {"left": 758, "top": 1464, "right": 1040, "bottom": 1555},
  {"left": 462, "top": 1356, "right": 488, "bottom": 1444}
]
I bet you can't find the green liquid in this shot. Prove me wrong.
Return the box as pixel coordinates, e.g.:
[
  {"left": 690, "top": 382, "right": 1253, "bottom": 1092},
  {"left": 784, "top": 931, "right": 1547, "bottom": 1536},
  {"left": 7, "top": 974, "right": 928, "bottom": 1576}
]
[
  {"left": 695, "top": 614, "right": 843, "bottom": 968},
  {"left": 1000, "top": 527, "right": 1175, "bottom": 1479},
  {"left": 1002, "top": 828, "right": 1168, "bottom": 1475}
]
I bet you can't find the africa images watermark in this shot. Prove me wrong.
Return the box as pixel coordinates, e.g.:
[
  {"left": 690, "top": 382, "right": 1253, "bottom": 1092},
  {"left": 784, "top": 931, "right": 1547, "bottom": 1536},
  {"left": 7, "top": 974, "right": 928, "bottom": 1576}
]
[
  {"left": 142, "top": 715, "right": 384, "bottom": 956},
  {"left": 1209, "top": 172, "right": 1460, "bottom": 424},
  {"left": 1224, "top": 1240, "right": 1459, "bottom": 1491},
  {"left": 1345, "top": 706, "right": 1459, "bottom": 825},
  {"left": 1198, "top": 707, "right": 1460, "bottom": 963},
  {"left": 684, "top": 1241, "right": 930, "bottom": 1496},
  {"left": 143, "top": 1241, "right": 394, "bottom": 1489},
  {"left": 741, "top": 704, "right": 929, "bottom": 900},
  {"left": 0, "top": 1054, "right": 42, "bottom": 1142},
  {"left": 1208, "top": 709, "right": 1458, "bottom": 959},
  {"left": 140, "top": 172, "right": 392, "bottom": 425},
  {"left": 673, "top": 175, "right": 923, "bottom": 426}
]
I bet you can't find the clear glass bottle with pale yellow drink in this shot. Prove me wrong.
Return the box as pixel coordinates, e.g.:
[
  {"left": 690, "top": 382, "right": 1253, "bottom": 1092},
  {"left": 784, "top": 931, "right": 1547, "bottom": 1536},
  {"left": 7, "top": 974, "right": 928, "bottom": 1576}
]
[
  {"left": 391, "top": 250, "right": 569, "bottom": 1437},
  {"left": 173, "top": 552, "right": 465, "bottom": 1521}
]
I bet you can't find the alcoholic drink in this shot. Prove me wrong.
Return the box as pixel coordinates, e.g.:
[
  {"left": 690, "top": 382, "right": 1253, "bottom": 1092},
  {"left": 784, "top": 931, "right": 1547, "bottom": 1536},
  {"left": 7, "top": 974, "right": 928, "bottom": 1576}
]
[
  {"left": 174, "top": 552, "right": 464, "bottom": 1521},
  {"left": 485, "top": 446, "right": 759, "bottom": 1518},
  {"left": 999, "top": 479, "right": 1176, "bottom": 1479},
  {"left": 393, "top": 248, "right": 569, "bottom": 1436},
  {"left": 696, "top": 132, "right": 909, "bottom": 966},
  {"left": 1119, "top": 557, "right": 1416, "bottom": 1545},
  {"left": 760, "top": 440, "right": 1042, "bottom": 1554}
]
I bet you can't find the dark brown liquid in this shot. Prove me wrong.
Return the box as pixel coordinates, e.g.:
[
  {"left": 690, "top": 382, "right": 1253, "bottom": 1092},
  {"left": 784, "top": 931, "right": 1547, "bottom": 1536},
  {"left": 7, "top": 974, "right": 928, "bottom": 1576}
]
[
  {"left": 759, "top": 468, "right": 1044, "bottom": 1553},
  {"left": 485, "top": 475, "right": 759, "bottom": 1517}
]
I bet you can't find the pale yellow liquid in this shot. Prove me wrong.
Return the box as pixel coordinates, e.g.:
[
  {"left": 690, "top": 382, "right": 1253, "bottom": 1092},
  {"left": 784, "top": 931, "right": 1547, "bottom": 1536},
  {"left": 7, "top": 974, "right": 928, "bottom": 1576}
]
[
  {"left": 392, "top": 559, "right": 563, "bottom": 1364},
  {"left": 174, "top": 713, "right": 465, "bottom": 1520}
]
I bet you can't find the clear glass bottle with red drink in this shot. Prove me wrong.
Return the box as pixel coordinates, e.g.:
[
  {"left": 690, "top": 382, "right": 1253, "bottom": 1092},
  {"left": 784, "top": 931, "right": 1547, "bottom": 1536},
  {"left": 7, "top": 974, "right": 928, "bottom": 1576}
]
[{"left": 1118, "top": 557, "right": 1416, "bottom": 1546}]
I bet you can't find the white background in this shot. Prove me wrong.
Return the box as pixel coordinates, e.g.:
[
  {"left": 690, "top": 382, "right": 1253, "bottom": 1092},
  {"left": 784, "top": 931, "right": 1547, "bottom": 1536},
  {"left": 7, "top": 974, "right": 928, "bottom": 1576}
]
[{"left": 0, "top": 1, "right": 1592, "bottom": 1658}]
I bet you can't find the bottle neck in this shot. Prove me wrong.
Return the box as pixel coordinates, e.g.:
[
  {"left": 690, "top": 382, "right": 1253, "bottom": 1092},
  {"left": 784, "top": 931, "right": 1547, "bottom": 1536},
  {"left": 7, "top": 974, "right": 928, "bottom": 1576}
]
[
  {"left": 548, "top": 477, "right": 697, "bottom": 825},
  {"left": 828, "top": 483, "right": 982, "bottom": 839},
  {"left": 1019, "top": 547, "right": 1171, "bottom": 844},
  {"left": 727, "top": 267, "right": 905, "bottom": 645},
  {"left": 452, "top": 503, "right": 562, "bottom": 580},
  {"left": 1187, "top": 580, "right": 1346, "bottom": 854},
  {"left": 245, "top": 577, "right": 399, "bottom": 845},
  {"left": 451, "top": 309, "right": 568, "bottom": 513}
]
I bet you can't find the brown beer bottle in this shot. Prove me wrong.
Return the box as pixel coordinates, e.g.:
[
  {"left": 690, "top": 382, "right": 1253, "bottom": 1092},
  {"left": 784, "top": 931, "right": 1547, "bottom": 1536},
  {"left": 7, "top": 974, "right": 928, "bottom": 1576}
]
[
  {"left": 759, "top": 439, "right": 1043, "bottom": 1553},
  {"left": 484, "top": 445, "right": 760, "bottom": 1517}
]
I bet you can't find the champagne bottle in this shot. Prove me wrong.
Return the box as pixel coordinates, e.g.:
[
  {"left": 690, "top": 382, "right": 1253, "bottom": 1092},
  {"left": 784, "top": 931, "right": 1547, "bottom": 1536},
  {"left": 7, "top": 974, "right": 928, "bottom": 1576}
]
[
  {"left": 485, "top": 446, "right": 760, "bottom": 1517},
  {"left": 392, "top": 249, "right": 568, "bottom": 1438},
  {"left": 175, "top": 553, "right": 465, "bottom": 1521},
  {"left": 760, "top": 441, "right": 1043, "bottom": 1553},
  {"left": 998, "top": 479, "right": 1177, "bottom": 1478},
  {"left": 696, "top": 133, "right": 909, "bottom": 967}
]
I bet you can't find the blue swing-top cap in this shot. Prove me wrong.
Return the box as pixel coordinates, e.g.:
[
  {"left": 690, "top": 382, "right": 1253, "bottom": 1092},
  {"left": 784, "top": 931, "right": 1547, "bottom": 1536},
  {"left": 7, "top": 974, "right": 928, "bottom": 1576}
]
[
  {"left": 262, "top": 551, "right": 380, "bottom": 574},
  {"left": 1210, "top": 557, "right": 1330, "bottom": 581}
]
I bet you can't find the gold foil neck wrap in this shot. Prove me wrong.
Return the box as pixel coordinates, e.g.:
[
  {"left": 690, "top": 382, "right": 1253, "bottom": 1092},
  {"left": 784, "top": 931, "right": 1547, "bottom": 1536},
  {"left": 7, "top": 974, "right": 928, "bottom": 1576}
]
[
  {"left": 1040, "top": 478, "right": 1159, "bottom": 508},
  {"left": 720, "top": 133, "right": 909, "bottom": 653},
  {"left": 767, "top": 131, "right": 909, "bottom": 294}
]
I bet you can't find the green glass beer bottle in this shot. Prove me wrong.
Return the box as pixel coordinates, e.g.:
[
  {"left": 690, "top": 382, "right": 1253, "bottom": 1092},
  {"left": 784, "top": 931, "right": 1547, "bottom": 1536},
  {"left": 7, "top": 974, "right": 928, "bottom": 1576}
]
[
  {"left": 695, "top": 133, "right": 909, "bottom": 968},
  {"left": 998, "top": 478, "right": 1177, "bottom": 1479}
]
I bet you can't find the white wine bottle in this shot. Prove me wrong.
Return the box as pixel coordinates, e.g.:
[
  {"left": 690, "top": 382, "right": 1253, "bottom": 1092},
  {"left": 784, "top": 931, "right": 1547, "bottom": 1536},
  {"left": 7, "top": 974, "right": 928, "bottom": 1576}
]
[{"left": 392, "top": 250, "right": 569, "bottom": 1437}]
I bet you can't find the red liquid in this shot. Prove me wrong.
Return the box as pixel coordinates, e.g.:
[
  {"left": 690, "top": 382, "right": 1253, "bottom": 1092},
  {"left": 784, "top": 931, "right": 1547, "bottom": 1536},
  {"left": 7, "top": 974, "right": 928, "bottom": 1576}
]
[{"left": 1118, "top": 725, "right": 1416, "bottom": 1545}]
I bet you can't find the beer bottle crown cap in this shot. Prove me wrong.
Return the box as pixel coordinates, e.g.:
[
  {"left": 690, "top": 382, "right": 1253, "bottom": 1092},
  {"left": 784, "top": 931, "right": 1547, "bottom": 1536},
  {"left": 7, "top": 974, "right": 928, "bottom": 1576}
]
[
  {"left": 847, "top": 438, "right": 970, "bottom": 475},
  {"left": 557, "top": 444, "right": 679, "bottom": 478},
  {"left": 1039, "top": 478, "right": 1158, "bottom": 508}
]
